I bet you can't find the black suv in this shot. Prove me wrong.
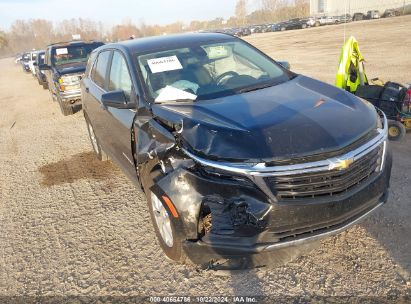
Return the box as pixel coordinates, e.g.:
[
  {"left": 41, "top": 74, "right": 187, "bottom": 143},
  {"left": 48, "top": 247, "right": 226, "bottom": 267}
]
[
  {"left": 40, "top": 40, "right": 104, "bottom": 115},
  {"left": 81, "top": 33, "right": 391, "bottom": 265}
]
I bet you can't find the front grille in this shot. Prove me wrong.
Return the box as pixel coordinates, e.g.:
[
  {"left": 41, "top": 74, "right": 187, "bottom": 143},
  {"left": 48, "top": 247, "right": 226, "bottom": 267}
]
[
  {"left": 269, "top": 199, "right": 380, "bottom": 243},
  {"left": 266, "top": 144, "right": 382, "bottom": 201}
]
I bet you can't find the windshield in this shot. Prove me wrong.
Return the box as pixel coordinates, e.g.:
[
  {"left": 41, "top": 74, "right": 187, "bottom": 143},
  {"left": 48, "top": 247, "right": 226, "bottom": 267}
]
[
  {"left": 22, "top": 53, "right": 30, "bottom": 61},
  {"left": 136, "top": 39, "right": 293, "bottom": 102},
  {"left": 51, "top": 43, "right": 102, "bottom": 66}
]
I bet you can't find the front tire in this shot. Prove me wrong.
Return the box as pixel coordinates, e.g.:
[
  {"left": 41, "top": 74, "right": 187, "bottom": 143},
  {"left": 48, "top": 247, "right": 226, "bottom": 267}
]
[
  {"left": 144, "top": 170, "right": 188, "bottom": 264},
  {"left": 388, "top": 120, "right": 406, "bottom": 141},
  {"left": 147, "top": 191, "right": 188, "bottom": 263},
  {"left": 57, "top": 95, "right": 74, "bottom": 116}
]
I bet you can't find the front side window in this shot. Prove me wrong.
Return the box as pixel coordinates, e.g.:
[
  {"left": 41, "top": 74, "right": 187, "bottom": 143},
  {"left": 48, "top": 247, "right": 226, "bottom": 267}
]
[
  {"left": 108, "top": 51, "right": 132, "bottom": 100},
  {"left": 136, "top": 39, "right": 292, "bottom": 102},
  {"left": 92, "top": 50, "right": 111, "bottom": 89},
  {"left": 51, "top": 43, "right": 103, "bottom": 66}
]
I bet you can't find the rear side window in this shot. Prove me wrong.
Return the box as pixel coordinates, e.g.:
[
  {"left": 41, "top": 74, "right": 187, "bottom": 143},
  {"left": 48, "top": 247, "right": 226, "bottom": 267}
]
[
  {"left": 85, "top": 51, "right": 97, "bottom": 77},
  {"left": 108, "top": 51, "right": 132, "bottom": 100},
  {"left": 92, "top": 51, "right": 111, "bottom": 89}
]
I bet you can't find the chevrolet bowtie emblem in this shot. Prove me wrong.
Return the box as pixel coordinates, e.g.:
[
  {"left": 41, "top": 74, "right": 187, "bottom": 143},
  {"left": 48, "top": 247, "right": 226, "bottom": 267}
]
[{"left": 330, "top": 158, "right": 354, "bottom": 170}]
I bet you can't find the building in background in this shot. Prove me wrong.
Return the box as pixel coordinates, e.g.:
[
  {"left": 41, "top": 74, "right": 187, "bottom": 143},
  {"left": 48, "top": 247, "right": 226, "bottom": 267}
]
[{"left": 310, "top": 0, "right": 409, "bottom": 16}]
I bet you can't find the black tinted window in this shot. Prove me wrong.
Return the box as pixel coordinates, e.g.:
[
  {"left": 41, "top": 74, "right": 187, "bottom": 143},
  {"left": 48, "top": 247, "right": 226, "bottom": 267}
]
[{"left": 92, "top": 51, "right": 111, "bottom": 89}]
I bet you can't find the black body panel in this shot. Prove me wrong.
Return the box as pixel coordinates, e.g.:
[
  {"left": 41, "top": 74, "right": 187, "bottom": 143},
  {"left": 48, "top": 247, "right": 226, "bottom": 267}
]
[{"left": 80, "top": 33, "right": 392, "bottom": 264}]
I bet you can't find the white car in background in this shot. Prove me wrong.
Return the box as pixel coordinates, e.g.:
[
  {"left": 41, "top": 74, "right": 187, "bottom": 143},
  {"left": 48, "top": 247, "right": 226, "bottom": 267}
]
[
  {"left": 28, "top": 50, "right": 39, "bottom": 76},
  {"left": 319, "top": 16, "right": 339, "bottom": 25}
]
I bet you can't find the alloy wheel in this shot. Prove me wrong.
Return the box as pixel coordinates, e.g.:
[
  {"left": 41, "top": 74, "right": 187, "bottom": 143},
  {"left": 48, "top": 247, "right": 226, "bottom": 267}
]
[{"left": 151, "top": 192, "right": 174, "bottom": 247}]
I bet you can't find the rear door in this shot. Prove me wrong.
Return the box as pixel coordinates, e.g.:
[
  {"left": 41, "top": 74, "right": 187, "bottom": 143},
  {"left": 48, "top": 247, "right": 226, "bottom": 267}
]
[{"left": 83, "top": 49, "right": 112, "bottom": 150}]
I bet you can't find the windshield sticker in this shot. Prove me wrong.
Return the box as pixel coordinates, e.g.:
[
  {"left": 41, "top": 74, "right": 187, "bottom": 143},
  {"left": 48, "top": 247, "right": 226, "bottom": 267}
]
[
  {"left": 155, "top": 86, "right": 197, "bottom": 102},
  {"left": 56, "top": 48, "right": 68, "bottom": 55},
  {"left": 147, "top": 55, "right": 183, "bottom": 74},
  {"left": 206, "top": 46, "right": 229, "bottom": 59}
]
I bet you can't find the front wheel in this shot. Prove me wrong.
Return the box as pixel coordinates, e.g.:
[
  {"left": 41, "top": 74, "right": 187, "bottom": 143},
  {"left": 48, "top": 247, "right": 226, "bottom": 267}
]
[
  {"left": 57, "top": 95, "right": 74, "bottom": 116},
  {"left": 388, "top": 120, "right": 406, "bottom": 141},
  {"left": 147, "top": 190, "right": 188, "bottom": 263}
]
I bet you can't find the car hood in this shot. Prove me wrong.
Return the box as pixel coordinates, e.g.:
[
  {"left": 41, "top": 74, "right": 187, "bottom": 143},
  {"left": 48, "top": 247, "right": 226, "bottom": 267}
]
[
  {"left": 56, "top": 62, "right": 86, "bottom": 75},
  {"left": 152, "top": 75, "right": 378, "bottom": 162}
]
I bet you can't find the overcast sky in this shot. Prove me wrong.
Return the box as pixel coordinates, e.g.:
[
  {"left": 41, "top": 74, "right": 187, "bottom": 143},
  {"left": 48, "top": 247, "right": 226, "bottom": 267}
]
[{"left": 0, "top": 0, "right": 257, "bottom": 30}]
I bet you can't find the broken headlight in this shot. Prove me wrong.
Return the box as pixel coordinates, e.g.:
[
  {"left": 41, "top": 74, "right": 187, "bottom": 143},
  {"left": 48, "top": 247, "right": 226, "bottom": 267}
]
[{"left": 199, "top": 164, "right": 251, "bottom": 184}]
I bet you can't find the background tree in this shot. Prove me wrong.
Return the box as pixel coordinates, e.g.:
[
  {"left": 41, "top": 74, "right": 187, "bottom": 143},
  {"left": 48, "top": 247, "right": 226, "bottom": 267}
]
[
  {"left": 235, "top": 0, "right": 247, "bottom": 26},
  {"left": 0, "top": 31, "right": 8, "bottom": 50},
  {"left": 0, "top": 0, "right": 312, "bottom": 58}
]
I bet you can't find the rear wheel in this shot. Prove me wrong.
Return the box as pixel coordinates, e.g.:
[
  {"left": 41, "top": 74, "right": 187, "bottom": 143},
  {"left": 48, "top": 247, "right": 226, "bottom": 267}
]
[
  {"left": 85, "top": 118, "right": 109, "bottom": 161},
  {"left": 388, "top": 120, "right": 406, "bottom": 141}
]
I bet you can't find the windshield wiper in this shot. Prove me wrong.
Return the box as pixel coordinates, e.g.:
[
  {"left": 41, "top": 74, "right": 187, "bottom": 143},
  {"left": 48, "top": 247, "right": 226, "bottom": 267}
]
[
  {"left": 156, "top": 98, "right": 196, "bottom": 103},
  {"left": 237, "top": 82, "right": 275, "bottom": 94}
]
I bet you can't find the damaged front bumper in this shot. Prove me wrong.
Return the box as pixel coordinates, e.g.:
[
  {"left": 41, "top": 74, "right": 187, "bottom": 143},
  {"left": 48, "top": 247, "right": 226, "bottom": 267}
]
[
  {"left": 146, "top": 110, "right": 391, "bottom": 264},
  {"left": 155, "top": 152, "right": 391, "bottom": 264}
]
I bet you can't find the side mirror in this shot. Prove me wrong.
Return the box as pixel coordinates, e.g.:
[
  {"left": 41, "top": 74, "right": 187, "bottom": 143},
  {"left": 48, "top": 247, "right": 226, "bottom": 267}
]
[
  {"left": 39, "top": 64, "right": 50, "bottom": 70},
  {"left": 101, "top": 90, "right": 136, "bottom": 109},
  {"left": 278, "top": 61, "right": 291, "bottom": 70}
]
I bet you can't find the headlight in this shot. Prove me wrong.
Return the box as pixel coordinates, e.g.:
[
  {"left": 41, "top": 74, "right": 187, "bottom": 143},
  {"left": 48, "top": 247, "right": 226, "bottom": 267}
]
[
  {"left": 58, "top": 75, "right": 80, "bottom": 85},
  {"left": 375, "top": 109, "right": 388, "bottom": 172},
  {"left": 58, "top": 75, "right": 81, "bottom": 91}
]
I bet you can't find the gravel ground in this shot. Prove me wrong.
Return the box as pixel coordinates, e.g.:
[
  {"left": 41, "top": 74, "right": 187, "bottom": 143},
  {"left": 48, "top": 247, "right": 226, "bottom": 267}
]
[{"left": 0, "top": 16, "right": 410, "bottom": 302}]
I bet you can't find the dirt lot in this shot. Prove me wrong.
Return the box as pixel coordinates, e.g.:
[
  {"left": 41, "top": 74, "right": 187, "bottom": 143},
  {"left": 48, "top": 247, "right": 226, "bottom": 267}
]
[{"left": 1, "top": 16, "right": 410, "bottom": 302}]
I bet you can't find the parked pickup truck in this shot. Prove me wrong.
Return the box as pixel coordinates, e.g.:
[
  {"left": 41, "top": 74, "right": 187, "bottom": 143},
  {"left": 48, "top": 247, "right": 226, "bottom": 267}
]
[
  {"left": 40, "top": 40, "right": 104, "bottom": 115},
  {"left": 81, "top": 33, "right": 392, "bottom": 266}
]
